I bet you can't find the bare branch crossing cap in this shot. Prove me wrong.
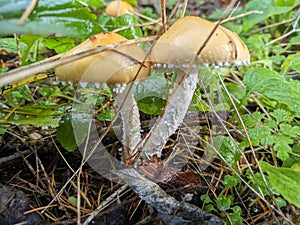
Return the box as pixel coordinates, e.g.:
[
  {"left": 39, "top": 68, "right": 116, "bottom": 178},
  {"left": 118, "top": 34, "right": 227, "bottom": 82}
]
[
  {"left": 55, "top": 32, "right": 150, "bottom": 84},
  {"left": 150, "top": 16, "right": 250, "bottom": 68}
]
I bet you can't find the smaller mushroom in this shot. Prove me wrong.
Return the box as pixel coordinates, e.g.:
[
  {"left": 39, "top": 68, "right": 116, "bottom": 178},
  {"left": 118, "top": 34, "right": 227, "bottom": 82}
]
[
  {"left": 106, "top": 1, "right": 134, "bottom": 17},
  {"left": 55, "top": 32, "right": 148, "bottom": 85},
  {"left": 55, "top": 32, "right": 150, "bottom": 159},
  {"left": 140, "top": 16, "right": 250, "bottom": 158}
]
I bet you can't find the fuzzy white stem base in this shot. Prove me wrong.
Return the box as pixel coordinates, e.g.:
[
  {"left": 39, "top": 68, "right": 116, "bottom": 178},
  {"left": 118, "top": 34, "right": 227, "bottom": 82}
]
[
  {"left": 114, "top": 85, "right": 141, "bottom": 159},
  {"left": 141, "top": 70, "right": 199, "bottom": 158}
]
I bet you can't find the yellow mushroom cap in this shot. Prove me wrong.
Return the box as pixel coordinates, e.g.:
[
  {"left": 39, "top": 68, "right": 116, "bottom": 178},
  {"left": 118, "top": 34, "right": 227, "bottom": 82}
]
[
  {"left": 106, "top": 1, "right": 134, "bottom": 17},
  {"left": 150, "top": 16, "right": 250, "bottom": 68},
  {"left": 55, "top": 32, "right": 150, "bottom": 84}
]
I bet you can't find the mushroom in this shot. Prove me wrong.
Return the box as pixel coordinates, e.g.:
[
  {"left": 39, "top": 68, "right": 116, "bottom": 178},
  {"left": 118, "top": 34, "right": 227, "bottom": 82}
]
[
  {"left": 55, "top": 32, "right": 150, "bottom": 159},
  {"left": 140, "top": 16, "right": 250, "bottom": 158},
  {"left": 105, "top": 0, "right": 134, "bottom": 17}
]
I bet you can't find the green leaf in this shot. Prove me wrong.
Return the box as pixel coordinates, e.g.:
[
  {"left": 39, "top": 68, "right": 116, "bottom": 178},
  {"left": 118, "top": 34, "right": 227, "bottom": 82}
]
[
  {"left": 0, "top": 38, "right": 27, "bottom": 54},
  {"left": 42, "top": 37, "right": 75, "bottom": 54},
  {"left": 213, "top": 136, "right": 241, "bottom": 167},
  {"left": 193, "top": 99, "right": 211, "bottom": 112},
  {"left": 56, "top": 116, "right": 78, "bottom": 152},
  {"left": 246, "top": 34, "right": 271, "bottom": 59},
  {"left": 228, "top": 206, "right": 243, "bottom": 225},
  {"left": 269, "top": 108, "right": 293, "bottom": 124},
  {"left": 0, "top": 0, "right": 101, "bottom": 38},
  {"left": 247, "top": 171, "right": 276, "bottom": 195},
  {"left": 273, "top": 134, "right": 293, "bottom": 161},
  {"left": 274, "top": 197, "right": 287, "bottom": 208},
  {"left": 38, "top": 87, "right": 55, "bottom": 97},
  {"left": 18, "top": 34, "right": 44, "bottom": 64},
  {"left": 4, "top": 85, "right": 34, "bottom": 106},
  {"left": 243, "top": 67, "right": 300, "bottom": 117},
  {"left": 57, "top": 90, "right": 100, "bottom": 151},
  {"left": 68, "top": 196, "right": 78, "bottom": 204},
  {"left": 264, "top": 119, "right": 277, "bottom": 129},
  {"left": 124, "top": 0, "right": 137, "bottom": 6},
  {"left": 204, "top": 204, "right": 216, "bottom": 213},
  {"left": 133, "top": 75, "right": 168, "bottom": 100},
  {"left": 279, "top": 124, "right": 300, "bottom": 138},
  {"left": 243, "top": 67, "right": 282, "bottom": 93},
  {"left": 283, "top": 144, "right": 300, "bottom": 167},
  {"left": 200, "top": 194, "right": 212, "bottom": 204},
  {"left": 281, "top": 52, "right": 300, "bottom": 74},
  {"left": 242, "top": 111, "right": 265, "bottom": 128},
  {"left": 225, "top": 82, "right": 246, "bottom": 101},
  {"left": 260, "top": 161, "right": 300, "bottom": 207},
  {"left": 140, "top": 6, "right": 160, "bottom": 19},
  {"left": 134, "top": 76, "right": 168, "bottom": 115},
  {"left": 290, "top": 36, "right": 300, "bottom": 45},
  {"left": 79, "top": 0, "right": 106, "bottom": 9},
  {"left": 260, "top": 134, "right": 276, "bottom": 148},
  {"left": 274, "top": 0, "right": 296, "bottom": 7},
  {"left": 0, "top": 125, "right": 7, "bottom": 141},
  {"left": 1, "top": 104, "right": 63, "bottom": 127},
  {"left": 56, "top": 114, "right": 90, "bottom": 152},
  {"left": 216, "top": 195, "right": 232, "bottom": 211},
  {"left": 97, "top": 108, "right": 115, "bottom": 121},
  {"left": 137, "top": 97, "right": 166, "bottom": 115},
  {"left": 104, "top": 14, "right": 143, "bottom": 39},
  {"left": 290, "top": 163, "right": 300, "bottom": 172},
  {"left": 240, "top": 126, "right": 271, "bottom": 147},
  {"left": 242, "top": 0, "right": 300, "bottom": 31},
  {"left": 223, "top": 174, "right": 241, "bottom": 188}
]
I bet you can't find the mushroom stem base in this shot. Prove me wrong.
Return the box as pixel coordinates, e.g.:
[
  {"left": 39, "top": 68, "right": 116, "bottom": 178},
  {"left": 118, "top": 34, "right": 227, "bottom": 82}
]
[
  {"left": 141, "top": 70, "right": 199, "bottom": 159},
  {"left": 114, "top": 85, "right": 141, "bottom": 160}
]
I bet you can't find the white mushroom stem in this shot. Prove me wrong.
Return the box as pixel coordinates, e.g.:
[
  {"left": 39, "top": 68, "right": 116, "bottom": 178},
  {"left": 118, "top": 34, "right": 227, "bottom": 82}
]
[
  {"left": 141, "top": 68, "right": 199, "bottom": 159},
  {"left": 114, "top": 85, "right": 141, "bottom": 159}
]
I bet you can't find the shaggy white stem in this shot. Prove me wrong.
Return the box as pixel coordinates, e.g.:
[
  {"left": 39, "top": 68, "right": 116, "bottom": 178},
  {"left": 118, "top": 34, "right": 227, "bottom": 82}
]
[
  {"left": 141, "top": 69, "right": 199, "bottom": 158},
  {"left": 114, "top": 85, "right": 141, "bottom": 159}
]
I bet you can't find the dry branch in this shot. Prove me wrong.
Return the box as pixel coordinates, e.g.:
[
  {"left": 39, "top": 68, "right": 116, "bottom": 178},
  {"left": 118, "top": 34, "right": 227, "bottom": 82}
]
[{"left": 114, "top": 168, "right": 226, "bottom": 225}]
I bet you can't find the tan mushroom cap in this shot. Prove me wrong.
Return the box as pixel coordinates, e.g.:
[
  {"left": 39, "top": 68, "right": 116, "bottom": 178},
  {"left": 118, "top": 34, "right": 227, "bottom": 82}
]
[
  {"left": 106, "top": 1, "right": 134, "bottom": 17},
  {"left": 55, "top": 32, "right": 150, "bottom": 84},
  {"left": 150, "top": 16, "right": 250, "bottom": 68}
]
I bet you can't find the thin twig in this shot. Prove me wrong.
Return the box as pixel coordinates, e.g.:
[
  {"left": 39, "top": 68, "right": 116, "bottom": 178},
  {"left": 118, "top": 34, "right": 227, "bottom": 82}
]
[
  {"left": 76, "top": 118, "right": 94, "bottom": 225},
  {"left": 180, "top": 0, "right": 188, "bottom": 18},
  {"left": 0, "top": 150, "right": 31, "bottom": 168},
  {"left": 168, "top": 0, "right": 183, "bottom": 21},
  {"left": 221, "top": 10, "right": 263, "bottom": 24},
  {"left": 112, "top": 20, "right": 161, "bottom": 33},
  {"left": 267, "top": 28, "right": 300, "bottom": 46},
  {"left": 37, "top": 156, "right": 57, "bottom": 199},
  {"left": 161, "top": 0, "right": 167, "bottom": 32},
  {"left": 83, "top": 184, "right": 129, "bottom": 225},
  {"left": 248, "top": 18, "right": 295, "bottom": 35},
  {"left": 18, "top": 0, "right": 39, "bottom": 25},
  {"left": 50, "top": 135, "right": 75, "bottom": 173}
]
